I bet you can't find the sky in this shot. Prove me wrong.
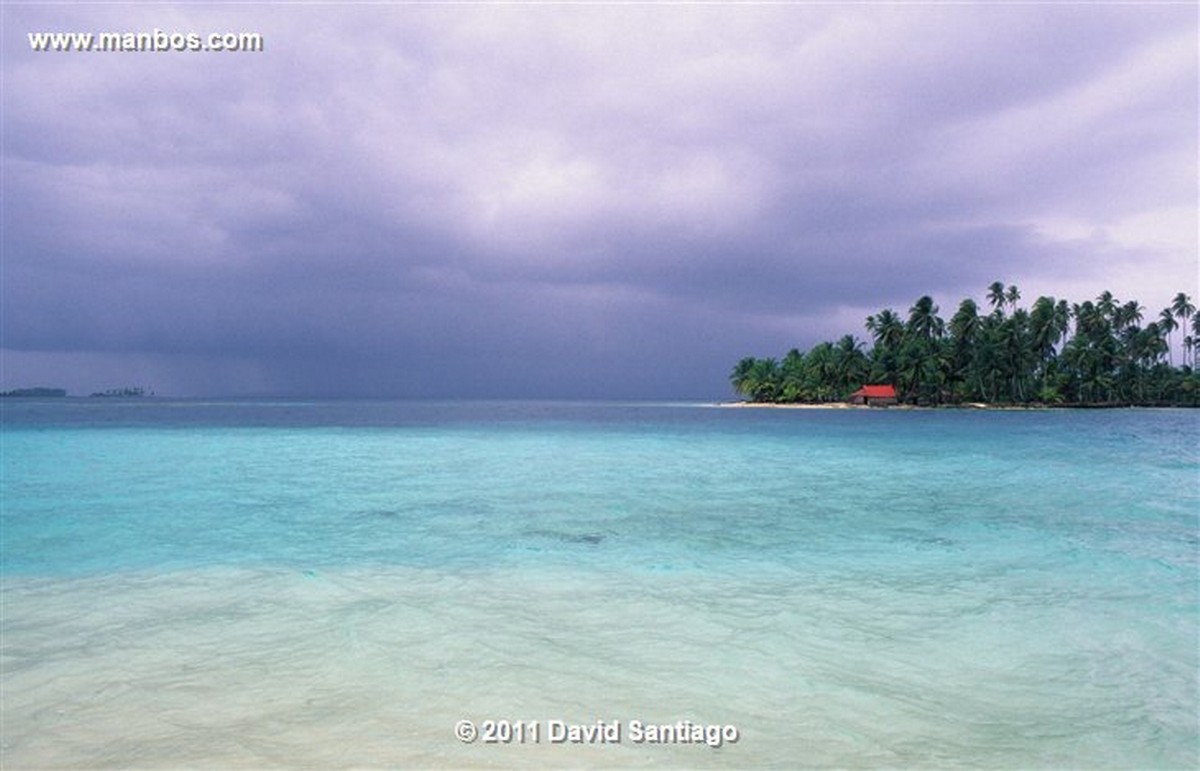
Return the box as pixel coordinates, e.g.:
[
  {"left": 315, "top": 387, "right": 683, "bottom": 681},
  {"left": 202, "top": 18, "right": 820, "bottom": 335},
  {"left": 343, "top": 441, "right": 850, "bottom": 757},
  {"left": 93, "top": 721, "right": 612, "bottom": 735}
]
[{"left": 3, "top": 2, "right": 1197, "bottom": 399}]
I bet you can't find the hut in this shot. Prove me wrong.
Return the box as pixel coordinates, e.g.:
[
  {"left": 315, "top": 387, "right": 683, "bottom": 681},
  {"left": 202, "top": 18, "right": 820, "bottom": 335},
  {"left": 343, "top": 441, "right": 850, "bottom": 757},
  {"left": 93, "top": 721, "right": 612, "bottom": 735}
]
[{"left": 848, "top": 384, "right": 898, "bottom": 406}]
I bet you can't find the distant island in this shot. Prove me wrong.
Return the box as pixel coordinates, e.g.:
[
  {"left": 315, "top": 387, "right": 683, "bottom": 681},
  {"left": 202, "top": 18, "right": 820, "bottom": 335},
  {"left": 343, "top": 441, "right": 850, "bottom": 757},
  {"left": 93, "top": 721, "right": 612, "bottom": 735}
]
[
  {"left": 0, "top": 386, "right": 157, "bottom": 398},
  {"left": 90, "top": 387, "right": 149, "bottom": 398},
  {"left": 0, "top": 387, "right": 67, "bottom": 398},
  {"left": 731, "top": 284, "right": 1198, "bottom": 407}
]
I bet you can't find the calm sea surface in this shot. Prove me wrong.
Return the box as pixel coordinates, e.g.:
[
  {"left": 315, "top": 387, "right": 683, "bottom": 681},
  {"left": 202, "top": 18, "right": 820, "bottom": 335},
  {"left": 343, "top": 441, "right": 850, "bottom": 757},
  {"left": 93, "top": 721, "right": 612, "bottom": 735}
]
[{"left": 2, "top": 400, "right": 1197, "bottom": 768}]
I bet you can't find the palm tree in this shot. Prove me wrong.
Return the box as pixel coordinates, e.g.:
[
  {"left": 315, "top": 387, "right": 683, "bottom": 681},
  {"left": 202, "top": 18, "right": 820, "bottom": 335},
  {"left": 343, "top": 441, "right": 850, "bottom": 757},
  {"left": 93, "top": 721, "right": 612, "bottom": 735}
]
[
  {"left": 1146, "top": 323, "right": 1169, "bottom": 365},
  {"left": 1172, "top": 293, "right": 1195, "bottom": 366},
  {"left": 1131, "top": 323, "right": 1169, "bottom": 400},
  {"left": 948, "top": 299, "right": 981, "bottom": 401},
  {"left": 1114, "top": 300, "right": 1143, "bottom": 332},
  {"left": 974, "top": 313, "right": 1006, "bottom": 402},
  {"left": 1171, "top": 292, "right": 1195, "bottom": 326},
  {"left": 1067, "top": 300, "right": 1119, "bottom": 402},
  {"left": 731, "top": 357, "right": 783, "bottom": 402},
  {"left": 949, "top": 299, "right": 981, "bottom": 342},
  {"left": 907, "top": 296, "right": 944, "bottom": 342},
  {"left": 1000, "top": 309, "right": 1033, "bottom": 401},
  {"left": 987, "top": 282, "right": 1007, "bottom": 314},
  {"left": 902, "top": 296, "right": 945, "bottom": 403},
  {"left": 1030, "top": 297, "right": 1060, "bottom": 394},
  {"left": 1192, "top": 313, "right": 1200, "bottom": 370},
  {"left": 804, "top": 343, "right": 837, "bottom": 402},
  {"left": 833, "top": 335, "right": 869, "bottom": 397},
  {"left": 746, "top": 358, "right": 781, "bottom": 402},
  {"left": 1054, "top": 300, "right": 1072, "bottom": 344},
  {"left": 1159, "top": 308, "right": 1179, "bottom": 366},
  {"left": 1096, "top": 291, "right": 1118, "bottom": 323},
  {"left": 868, "top": 309, "right": 905, "bottom": 351},
  {"left": 1005, "top": 284, "right": 1021, "bottom": 312},
  {"left": 730, "top": 357, "right": 758, "bottom": 397},
  {"left": 1190, "top": 306, "right": 1200, "bottom": 369},
  {"left": 780, "top": 349, "right": 806, "bottom": 402}
]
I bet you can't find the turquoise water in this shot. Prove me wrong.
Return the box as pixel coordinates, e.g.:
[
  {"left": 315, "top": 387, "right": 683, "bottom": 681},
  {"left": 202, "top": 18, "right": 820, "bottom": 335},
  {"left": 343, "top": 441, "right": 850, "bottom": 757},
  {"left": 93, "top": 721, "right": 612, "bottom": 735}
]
[{"left": 2, "top": 401, "right": 1197, "bottom": 768}]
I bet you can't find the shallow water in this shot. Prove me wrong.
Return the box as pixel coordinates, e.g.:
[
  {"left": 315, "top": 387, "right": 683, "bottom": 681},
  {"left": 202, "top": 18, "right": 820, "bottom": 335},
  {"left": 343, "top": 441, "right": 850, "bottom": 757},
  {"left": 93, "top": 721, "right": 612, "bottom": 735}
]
[{"left": 2, "top": 401, "right": 1197, "bottom": 768}]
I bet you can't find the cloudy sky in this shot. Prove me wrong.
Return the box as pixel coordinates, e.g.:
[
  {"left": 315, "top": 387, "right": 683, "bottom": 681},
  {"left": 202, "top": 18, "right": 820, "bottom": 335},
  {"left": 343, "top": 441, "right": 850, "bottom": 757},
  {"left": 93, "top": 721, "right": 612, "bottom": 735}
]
[{"left": 3, "top": 3, "right": 1196, "bottom": 398}]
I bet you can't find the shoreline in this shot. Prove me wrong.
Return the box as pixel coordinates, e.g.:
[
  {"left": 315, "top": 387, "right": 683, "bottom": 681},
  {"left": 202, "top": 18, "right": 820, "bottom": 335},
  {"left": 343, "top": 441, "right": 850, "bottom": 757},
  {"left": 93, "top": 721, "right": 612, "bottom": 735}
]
[
  {"left": 715, "top": 401, "right": 1018, "bottom": 410},
  {"left": 712, "top": 401, "right": 1184, "bottom": 411},
  {"left": 718, "top": 401, "right": 866, "bottom": 409}
]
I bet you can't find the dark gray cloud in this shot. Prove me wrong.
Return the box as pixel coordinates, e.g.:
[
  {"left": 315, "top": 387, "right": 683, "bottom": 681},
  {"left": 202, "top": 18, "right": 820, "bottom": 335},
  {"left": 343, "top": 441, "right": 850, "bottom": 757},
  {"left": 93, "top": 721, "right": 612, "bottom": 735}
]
[{"left": 3, "top": 4, "right": 1196, "bottom": 398}]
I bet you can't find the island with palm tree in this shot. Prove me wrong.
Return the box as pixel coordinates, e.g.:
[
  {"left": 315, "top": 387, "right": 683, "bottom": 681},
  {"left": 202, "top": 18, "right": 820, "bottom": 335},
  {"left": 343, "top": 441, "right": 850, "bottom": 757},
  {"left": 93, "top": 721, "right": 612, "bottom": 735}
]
[{"left": 730, "top": 284, "right": 1198, "bottom": 407}]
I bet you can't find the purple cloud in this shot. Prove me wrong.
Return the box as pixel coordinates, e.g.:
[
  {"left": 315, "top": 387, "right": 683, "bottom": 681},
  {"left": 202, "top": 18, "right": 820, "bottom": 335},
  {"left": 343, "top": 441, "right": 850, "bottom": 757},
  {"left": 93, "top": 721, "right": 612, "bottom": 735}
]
[{"left": 3, "top": 4, "right": 1196, "bottom": 397}]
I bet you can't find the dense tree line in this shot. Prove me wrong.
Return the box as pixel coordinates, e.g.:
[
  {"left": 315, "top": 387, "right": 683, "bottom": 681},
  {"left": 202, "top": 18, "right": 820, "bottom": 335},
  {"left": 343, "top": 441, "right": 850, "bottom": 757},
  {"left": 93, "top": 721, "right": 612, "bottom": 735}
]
[
  {"left": 731, "top": 284, "right": 1199, "bottom": 406},
  {"left": 0, "top": 387, "right": 67, "bottom": 398}
]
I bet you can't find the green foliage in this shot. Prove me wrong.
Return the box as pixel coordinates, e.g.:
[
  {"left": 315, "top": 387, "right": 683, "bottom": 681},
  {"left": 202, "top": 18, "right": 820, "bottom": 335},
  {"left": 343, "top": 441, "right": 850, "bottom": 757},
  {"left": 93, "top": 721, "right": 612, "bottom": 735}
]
[{"left": 731, "top": 286, "right": 1198, "bottom": 407}]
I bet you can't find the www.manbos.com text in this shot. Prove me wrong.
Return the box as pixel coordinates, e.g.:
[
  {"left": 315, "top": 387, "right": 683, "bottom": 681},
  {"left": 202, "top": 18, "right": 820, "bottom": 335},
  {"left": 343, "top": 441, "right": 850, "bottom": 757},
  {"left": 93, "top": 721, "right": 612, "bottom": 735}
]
[{"left": 28, "top": 29, "right": 264, "bottom": 54}]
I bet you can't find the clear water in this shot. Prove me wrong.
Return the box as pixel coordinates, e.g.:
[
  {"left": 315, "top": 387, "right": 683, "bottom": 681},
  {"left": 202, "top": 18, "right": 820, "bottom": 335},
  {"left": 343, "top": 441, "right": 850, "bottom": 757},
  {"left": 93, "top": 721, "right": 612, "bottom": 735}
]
[{"left": 2, "top": 400, "right": 1197, "bottom": 768}]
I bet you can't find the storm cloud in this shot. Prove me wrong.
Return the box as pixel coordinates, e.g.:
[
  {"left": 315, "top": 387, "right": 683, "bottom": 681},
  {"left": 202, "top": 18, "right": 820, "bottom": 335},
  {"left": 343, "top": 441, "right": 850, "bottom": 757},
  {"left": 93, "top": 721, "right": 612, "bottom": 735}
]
[{"left": 3, "top": 4, "right": 1196, "bottom": 397}]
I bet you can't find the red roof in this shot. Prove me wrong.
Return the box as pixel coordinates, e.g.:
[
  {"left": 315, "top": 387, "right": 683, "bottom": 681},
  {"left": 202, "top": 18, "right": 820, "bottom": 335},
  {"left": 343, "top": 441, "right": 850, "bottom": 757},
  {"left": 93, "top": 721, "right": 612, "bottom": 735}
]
[{"left": 851, "top": 385, "right": 897, "bottom": 398}]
